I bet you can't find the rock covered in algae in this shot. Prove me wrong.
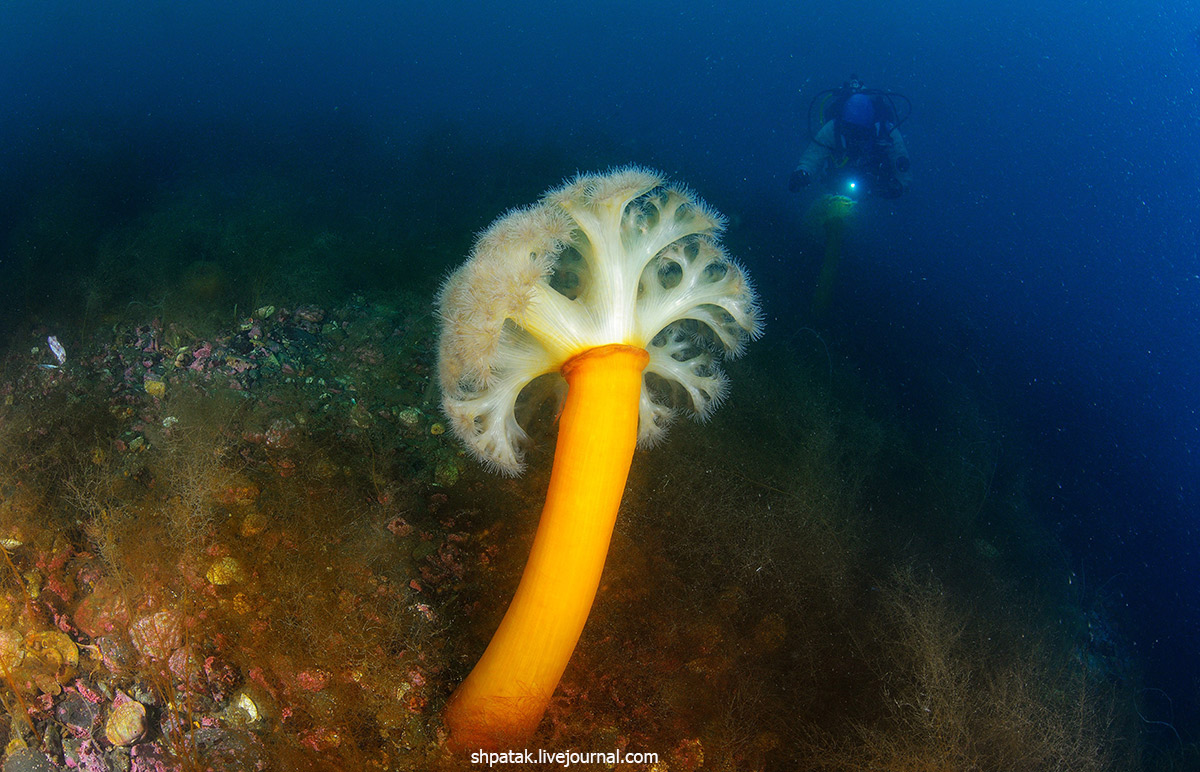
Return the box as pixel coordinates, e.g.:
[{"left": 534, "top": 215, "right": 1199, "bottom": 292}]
[
  {"left": 396, "top": 406, "right": 423, "bottom": 430},
  {"left": 2, "top": 747, "right": 57, "bottom": 772},
  {"left": 129, "top": 609, "right": 182, "bottom": 660},
  {"left": 433, "top": 454, "right": 461, "bottom": 487},
  {"left": 26, "top": 630, "right": 79, "bottom": 674},
  {"left": 223, "top": 684, "right": 277, "bottom": 727},
  {"left": 0, "top": 628, "right": 80, "bottom": 697},
  {"left": 0, "top": 628, "right": 24, "bottom": 671},
  {"left": 239, "top": 510, "right": 269, "bottom": 538},
  {"left": 72, "top": 581, "right": 129, "bottom": 639},
  {"left": 216, "top": 475, "right": 261, "bottom": 507}
]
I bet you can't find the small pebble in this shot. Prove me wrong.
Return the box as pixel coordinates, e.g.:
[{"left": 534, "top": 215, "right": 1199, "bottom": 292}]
[
  {"left": 240, "top": 511, "right": 269, "bottom": 538},
  {"left": 207, "top": 557, "right": 245, "bottom": 586},
  {"left": 2, "top": 747, "right": 56, "bottom": 772},
  {"left": 396, "top": 407, "right": 422, "bottom": 428},
  {"left": 105, "top": 693, "right": 147, "bottom": 746}
]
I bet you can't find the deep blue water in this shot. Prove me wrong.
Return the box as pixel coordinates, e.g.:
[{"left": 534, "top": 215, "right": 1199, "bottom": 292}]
[{"left": 3, "top": 0, "right": 1198, "bottom": 741}]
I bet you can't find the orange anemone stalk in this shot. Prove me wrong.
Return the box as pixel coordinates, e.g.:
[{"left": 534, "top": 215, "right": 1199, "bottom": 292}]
[
  {"left": 443, "top": 344, "right": 647, "bottom": 746},
  {"left": 435, "top": 168, "right": 761, "bottom": 749}
]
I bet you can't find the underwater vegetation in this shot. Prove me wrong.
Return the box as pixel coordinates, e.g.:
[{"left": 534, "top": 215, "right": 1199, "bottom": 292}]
[
  {"left": 0, "top": 143, "right": 1182, "bottom": 771},
  {"left": 0, "top": 290, "right": 472, "bottom": 770}
]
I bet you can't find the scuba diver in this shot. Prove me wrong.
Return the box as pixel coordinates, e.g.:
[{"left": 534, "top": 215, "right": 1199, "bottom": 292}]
[
  {"left": 789, "top": 76, "right": 912, "bottom": 199},
  {"left": 790, "top": 77, "right": 914, "bottom": 317}
]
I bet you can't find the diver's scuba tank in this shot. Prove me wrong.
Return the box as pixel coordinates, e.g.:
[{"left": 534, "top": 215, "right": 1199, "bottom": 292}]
[{"left": 806, "top": 76, "right": 911, "bottom": 147}]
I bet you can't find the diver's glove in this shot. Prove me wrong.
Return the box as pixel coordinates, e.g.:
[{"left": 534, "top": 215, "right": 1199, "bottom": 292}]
[{"left": 788, "top": 169, "right": 810, "bottom": 192}]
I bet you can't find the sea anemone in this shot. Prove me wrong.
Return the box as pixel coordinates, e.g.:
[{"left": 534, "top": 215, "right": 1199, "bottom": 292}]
[{"left": 437, "top": 166, "right": 761, "bottom": 749}]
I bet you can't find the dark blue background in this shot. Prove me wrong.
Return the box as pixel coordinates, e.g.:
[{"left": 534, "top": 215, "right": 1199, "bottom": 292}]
[{"left": 3, "top": 0, "right": 1197, "bottom": 732}]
